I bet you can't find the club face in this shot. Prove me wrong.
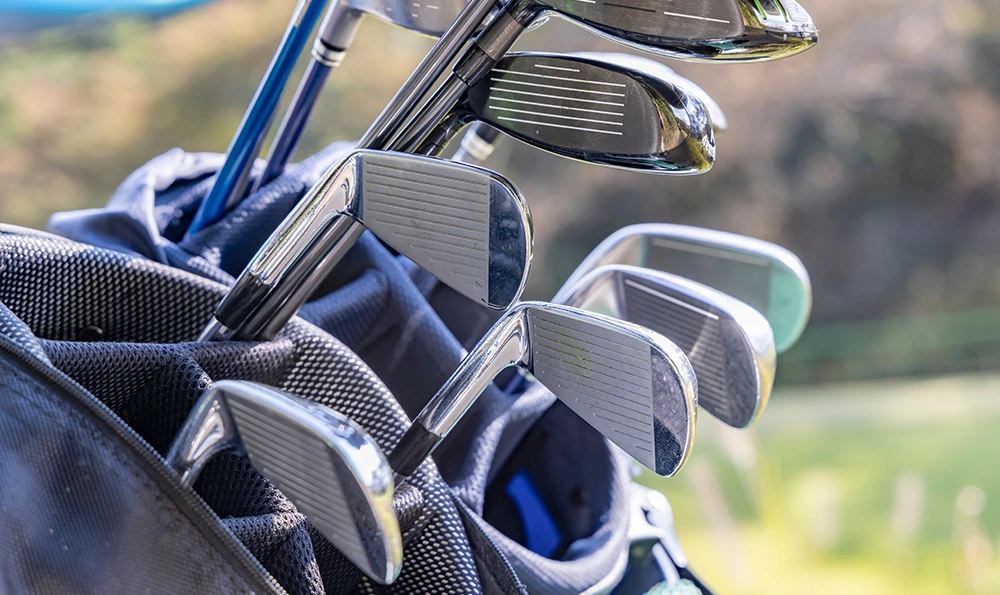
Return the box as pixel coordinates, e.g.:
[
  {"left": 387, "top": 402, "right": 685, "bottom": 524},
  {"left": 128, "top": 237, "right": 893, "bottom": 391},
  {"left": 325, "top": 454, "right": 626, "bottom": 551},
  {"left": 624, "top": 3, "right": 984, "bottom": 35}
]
[
  {"left": 566, "top": 266, "right": 776, "bottom": 428},
  {"left": 353, "top": 0, "right": 469, "bottom": 36},
  {"left": 521, "top": 302, "right": 697, "bottom": 476},
  {"left": 353, "top": 150, "right": 532, "bottom": 309},
  {"left": 572, "top": 52, "right": 728, "bottom": 131},
  {"left": 215, "top": 381, "right": 403, "bottom": 585},
  {"left": 464, "top": 52, "right": 715, "bottom": 175},
  {"left": 596, "top": 224, "right": 811, "bottom": 353},
  {"left": 525, "top": 0, "right": 817, "bottom": 62}
]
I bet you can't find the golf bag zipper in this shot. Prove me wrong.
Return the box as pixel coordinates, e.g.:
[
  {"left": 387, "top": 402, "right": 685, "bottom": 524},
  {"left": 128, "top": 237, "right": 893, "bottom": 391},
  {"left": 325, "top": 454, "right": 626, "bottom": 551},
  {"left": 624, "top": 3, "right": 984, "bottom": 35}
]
[{"left": 0, "top": 334, "right": 286, "bottom": 595}]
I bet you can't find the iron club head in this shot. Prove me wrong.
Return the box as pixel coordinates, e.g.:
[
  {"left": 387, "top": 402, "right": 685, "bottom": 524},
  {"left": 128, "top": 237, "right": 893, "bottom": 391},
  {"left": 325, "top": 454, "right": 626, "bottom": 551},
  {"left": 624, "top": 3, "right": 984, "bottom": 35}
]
[
  {"left": 164, "top": 381, "right": 403, "bottom": 585},
  {"left": 554, "top": 223, "right": 811, "bottom": 353},
  {"left": 430, "top": 52, "right": 716, "bottom": 174},
  {"left": 388, "top": 302, "right": 698, "bottom": 479},
  {"left": 203, "top": 149, "right": 532, "bottom": 340},
  {"left": 561, "top": 265, "right": 776, "bottom": 428}
]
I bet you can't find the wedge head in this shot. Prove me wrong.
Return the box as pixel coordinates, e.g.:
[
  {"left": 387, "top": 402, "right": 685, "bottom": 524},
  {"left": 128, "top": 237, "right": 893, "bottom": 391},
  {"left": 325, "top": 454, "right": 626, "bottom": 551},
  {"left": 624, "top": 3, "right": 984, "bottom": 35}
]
[
  {"left": 559, "top": 224, "right": 811, "bottom": 352},
  {"left": 463, "top": 52, "right": 715, "bottom": 175},
  {"left": 523, "top": 0, "right": 817, "bottom": 62},
  {"left": 564, "top": 266, "right": 776, "bottom": 428},
  {"left": 353, "top": 150, "right": 533, "bottom": 309},
  {"left": 523, "top": 302, "right": 697, "bottom": 476},
  {"left": 169, "top": 381, "right": 403, "bottom": 585}
]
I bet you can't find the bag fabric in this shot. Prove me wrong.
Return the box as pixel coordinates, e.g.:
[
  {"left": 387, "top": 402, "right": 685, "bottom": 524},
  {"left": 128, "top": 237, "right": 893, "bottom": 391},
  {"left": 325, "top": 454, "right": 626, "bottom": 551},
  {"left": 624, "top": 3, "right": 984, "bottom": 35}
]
[{"left": 30, "top": 144, "right": 667, "bottom": 594}]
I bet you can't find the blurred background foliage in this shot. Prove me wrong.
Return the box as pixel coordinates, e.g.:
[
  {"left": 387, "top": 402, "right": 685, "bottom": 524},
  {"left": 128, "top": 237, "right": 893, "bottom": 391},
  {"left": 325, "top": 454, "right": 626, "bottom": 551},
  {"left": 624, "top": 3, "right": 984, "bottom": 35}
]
[{"left": 1, "top": 0, "right": 999, "bottom": 593}]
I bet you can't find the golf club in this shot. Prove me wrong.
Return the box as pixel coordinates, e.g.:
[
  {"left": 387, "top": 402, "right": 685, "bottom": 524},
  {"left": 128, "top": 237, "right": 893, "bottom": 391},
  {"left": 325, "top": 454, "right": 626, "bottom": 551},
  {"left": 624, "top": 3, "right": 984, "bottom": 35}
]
[
  {"left": 393, "top": 0, "right": 817, "bottom": 153},
  {"left": 387, "top": 301, "right": 698, "bottom": 479},
  {"left": 449, "top": 51, "right": 728, "bottom": 167},
  {"left": 251, "top": 0, "right": 476, "bottom": 192},
  {"left": 561, "top": 265, "right": 776, "bottom": 428},
  {"left": 199, "top": 149, "right": 532, "bottom": 341},
  {"left": 416, "top": 51, "right": 716, "bottom": 174},
  {"left": 554, "top": 224, "right": 812, "bottom": 353},
  {"left": 165, "top": 380, "right": 403, "bottom": 585},
  {"left": 185, "top": 0, "right": 331, "bottom": 237}
]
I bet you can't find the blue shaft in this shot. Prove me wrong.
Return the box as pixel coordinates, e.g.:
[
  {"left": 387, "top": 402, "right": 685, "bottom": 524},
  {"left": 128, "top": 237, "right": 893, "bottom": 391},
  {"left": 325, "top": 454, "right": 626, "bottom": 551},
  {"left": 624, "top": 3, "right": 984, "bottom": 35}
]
[
  {"left": 185, "top": 0, "right": 328, "bottom": 238},
  {"left": 254, "top": 58, "right": 333, "bottom": 192}
]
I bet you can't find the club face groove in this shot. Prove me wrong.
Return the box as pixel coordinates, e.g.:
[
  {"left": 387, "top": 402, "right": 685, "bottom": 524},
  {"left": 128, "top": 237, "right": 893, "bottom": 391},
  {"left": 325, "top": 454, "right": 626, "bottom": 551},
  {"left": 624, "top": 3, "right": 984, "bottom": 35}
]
[
  {"left": 573, "top": 52, "right": 728, "bottom": 131},
  {"left": 465, "top": 52, "right": 715, "bottom": 174},
  {"left": 523, "top": 0, "right": 817, "bottom": 62},
  {"left": 356, "top": 0, "right": 469, "bottom": 36},
  {"left": 354, "top": 150, "right": 532, "bottom": 309},
  {"left": 169, "top": 381, "right": 403, "bottom": 585},
  {"left": 566, "top": 266, "right": 776, "bottom": 428},
  {"left": 523, "top": 303, "right": 697, "bottom": 476}
]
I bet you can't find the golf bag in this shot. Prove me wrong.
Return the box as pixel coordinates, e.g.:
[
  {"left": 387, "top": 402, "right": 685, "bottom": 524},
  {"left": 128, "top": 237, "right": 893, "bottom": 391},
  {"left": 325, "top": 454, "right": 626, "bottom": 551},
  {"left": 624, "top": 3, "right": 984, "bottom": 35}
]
[{"left": 0, "top": 143, "right": 698, "bottom": 594}]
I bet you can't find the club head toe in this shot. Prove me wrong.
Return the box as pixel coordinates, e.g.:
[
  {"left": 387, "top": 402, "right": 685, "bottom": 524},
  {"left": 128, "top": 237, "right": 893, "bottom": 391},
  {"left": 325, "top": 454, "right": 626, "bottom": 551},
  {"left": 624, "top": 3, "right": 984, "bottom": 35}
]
[
  {"left": 524, "top": 303, "right": 697, "bottom": 476},
  {"left": 356, "top": 150, "right": 531, "bottom": 309}
]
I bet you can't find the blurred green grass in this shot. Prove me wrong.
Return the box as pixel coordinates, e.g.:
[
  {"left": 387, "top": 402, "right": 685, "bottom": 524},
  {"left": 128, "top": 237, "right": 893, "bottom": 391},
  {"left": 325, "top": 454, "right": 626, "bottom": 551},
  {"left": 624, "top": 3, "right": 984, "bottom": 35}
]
[{"left": 642, "top": 375, "right": 1000, "bottom": 595}]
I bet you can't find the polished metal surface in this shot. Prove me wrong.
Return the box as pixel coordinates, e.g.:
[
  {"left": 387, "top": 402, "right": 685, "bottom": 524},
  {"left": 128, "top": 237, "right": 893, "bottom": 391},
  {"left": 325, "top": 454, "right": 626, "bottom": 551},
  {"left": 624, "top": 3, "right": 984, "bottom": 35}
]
[
  {"left": 562, "top": 265, "right": 776, "bottom": 428},
  {"left": 356, "top": 0, "right": 499, "bottom": 151},
  {"left": 524, "top": 0, "right": 817, "bottom": 63},
  {"left": 203, "top": 149, "right": 532, "bottom": 341},
  {"left": 165, "top": 381, "right": 402, "bottom": 584},
  {"left": 554, "top": 223, "right": 812, "bottom": 353},
  {"left": 572, "top": 52, "right": 728, "bottom": 132},
  {"left": 414, "top": 301, "right": 698, "bottom": 477},
  {"left": 460, "top": 52, "right": 716, "bottom": 174}
]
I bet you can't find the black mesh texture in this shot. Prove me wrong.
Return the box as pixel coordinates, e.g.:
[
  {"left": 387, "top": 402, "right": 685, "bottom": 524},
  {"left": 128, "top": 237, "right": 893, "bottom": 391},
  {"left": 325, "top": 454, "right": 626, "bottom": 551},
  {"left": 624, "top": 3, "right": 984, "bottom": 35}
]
[
  {"left": 0, "top": 340, "right": 275, "bottom": 594},
  {"left": 0, "top": 231, "right": 485, "bottom": 595}
]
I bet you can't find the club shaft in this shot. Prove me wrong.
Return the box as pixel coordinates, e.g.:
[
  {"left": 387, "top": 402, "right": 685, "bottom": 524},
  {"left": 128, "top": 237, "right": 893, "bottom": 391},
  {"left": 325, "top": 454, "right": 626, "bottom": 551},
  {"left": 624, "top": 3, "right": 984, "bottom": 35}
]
[
  {"left": 185, "top": 0, "right": 330, "bottom": 237},
  {"left": 391, "top": 8, "right": 525, "bottom": 152},
  {"left": 356, "top": 0, "right": 499, "bottom": 151},
  {"left": 388, "top": 305, "right": 529, "bottom": 477},
  {"left": 254, "top": 59, "right": 335, "bottom": 192},
  {"left": 253, "top": 5, "right": 360, "bottom": 192}
]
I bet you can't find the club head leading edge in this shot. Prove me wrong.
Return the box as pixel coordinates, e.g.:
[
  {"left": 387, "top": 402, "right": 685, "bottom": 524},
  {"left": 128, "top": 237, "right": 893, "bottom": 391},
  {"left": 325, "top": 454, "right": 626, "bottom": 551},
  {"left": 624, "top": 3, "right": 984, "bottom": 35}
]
[
  {"left": 389, "top": 302, "right": 697, "bottom": 479},
  {"left": 164, "top": 381, "right": 403, "bottom": 585},
  {"left": 562, "top": 265, "right": 776, "bottom": 428},
  {"left": 457, "top": 52, "right": 716, "bottom": 175},
  {"left": 554, "top": 224, "right": 811, "bottom": 353}
]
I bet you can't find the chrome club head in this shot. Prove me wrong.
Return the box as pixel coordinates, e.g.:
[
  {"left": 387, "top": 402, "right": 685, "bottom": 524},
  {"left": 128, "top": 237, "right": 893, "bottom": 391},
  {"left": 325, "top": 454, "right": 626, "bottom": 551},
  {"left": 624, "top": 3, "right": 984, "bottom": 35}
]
[
  {"left": 555, "top": 224, "right": 811, "bottom": 353},
  {"left": 165, "top": 381, "right": 403, "bottom": 585},
  {"left": 517, "top": 0, "right": 818, "bottom": 63},
  {"left": 202, "top": 149, "right": 532, "bottom": 341},
  {"left": 561, "top": 265, "right": 776, "bottom": 428},
  {"left": 571, "top": 52, "right": 728, "bottom": 132},
  {"left": 454, "top": 52, "right": 716, "bottom": 174},
  {"left": 388, "top": 302, "right": 698, "bottom": 479}
]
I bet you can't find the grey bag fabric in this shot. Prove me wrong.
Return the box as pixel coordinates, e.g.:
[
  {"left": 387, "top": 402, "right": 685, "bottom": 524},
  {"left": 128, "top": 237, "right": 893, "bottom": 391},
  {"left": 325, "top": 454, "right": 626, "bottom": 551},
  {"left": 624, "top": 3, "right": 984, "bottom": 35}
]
[{"left": 36, "top": 145, "right": 650, "bottom": 594}]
